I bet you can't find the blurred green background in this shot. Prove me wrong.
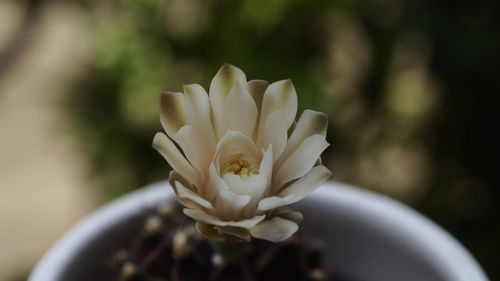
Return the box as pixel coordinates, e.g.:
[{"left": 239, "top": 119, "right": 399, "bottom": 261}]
[{"left": 0, "top": 0, "right": 498, "bottom": 280}]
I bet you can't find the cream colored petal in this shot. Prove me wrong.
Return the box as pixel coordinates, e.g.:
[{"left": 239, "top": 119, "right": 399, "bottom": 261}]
[
  {"left": 275, "top": 110, "right": 328, "bottom": 169},
  {"left": 175, "top": 181, "right": 213, "bottom": 209},
  {"left": 247, "top": 80, "right": 269, "bottom": 139},
  {"left": 216, "top": 226, "right": 251, "bottom": 241},
  {"left": 277, "top": 211, "right": 303, "bottom": 223},
  {"left": 215, "top": 130, "right": 260, "bottom": 165},
  {"left": 249, "top": 217, "right": 298, "bottom": 242},
  {"left": 240, "top": 146, "right": 273, "bottom": 217},
  {"left": 218, "top": 189, "right": 251, "bottom": 219},
  {"left": 258, "top": 165, "right": 331, "bottom": 211},
  {"left": 273, "top": 135, "right": 329, "bottom": 189},
  {"left": 224, "top": 81, "right": 258, "bottom": 138},
  {"left": 184, "top": 208, "right": 227, "bottom": 226},
  {"left": 257, "top": 79, "right": 297, "bottom": 144},
  {"left": 209, "top": 64, "right": 247, "bottom": 139},
  {"left": 183, "top": 84, "right": 217, "bottom": 149},
  {"left": 209, "top": 160, "right": 229, "bottom": 190},
  {"left": 152, "top": 133, "right": 198, "bottom": 185},
  {"left": 222, "top": 173, "right": 267, "bottom": 207},
  {"left": 169, "top": 172, "right": 204, "bottom": 209},
  {"left": 228, "top": 215, "right": 266, "bottom": 229},
  {"left": 160, "top": 92, "right": 186, "bottom": 138},
  {"left": 279, "top": 165, "right": 331, "bottom": 198},
  {"left": 183, "top": 208, "right": 265, "bottom": 229},
  {"left": 247, "top": 80, "right": 269, "bottom": 111},
  {"left": 168, "top": 170, "right": 190, "bottom": 190},
  {"left": 257, "top": 195, "right": 292, "bottom": 212},
  {"left": 196, "top": 222, "right": 225, "bottom": 241},
  {"left": 175, "top": 125, "right": 211, "bottom": 181},
  {"left": 258, "top": 110, "right": 289, "bottom": 159},
  {"left": 259, "top": 145, "right": 274, "bottom": 182},
  {"left": 206, "top": 160, "right": 229, "bottom": 203}
]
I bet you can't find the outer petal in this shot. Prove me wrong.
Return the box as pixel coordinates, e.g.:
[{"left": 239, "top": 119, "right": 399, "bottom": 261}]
[
  {"left": 196, "top": 222, "right": 225, "bottom": 241},
  {"left": 183, "top": 84, "right": 217, "bottom": 149},
  {"left": 275, "top": 110, "right": 328, "bottom": 170},
  {"left": 209, "top": 64, "right": 247, "bottom": 139},
  {"left": 152, "top": 133, "right": 198, "bottom": 186},
  {"left": 257, "top": 79, "right": 297, "bottom": 148},
  {"left": 257, "top": 196, "right": 291, "bottom": 212},
  {"left": 175, "top": 181, "right": 213, "bottom": 209},
  {"left": 247, "top": 80, "right": 269, "bottom": 110},
  {"left": 217, "top": 189, "right": 251, "bottom": 219},
  {"left": 273, "top": 135, "right": 329, "bottom": 189},
  {"left": 217, "top": 226, "right": 251, "bottom": 241},
  {"left": 258, "top": 165, "right": 331, "bottom": 211},
  {"left": 199, "top": 160, "right": 227, "bottom": 206},
  {"left": 247, "top": 80, "right": 269, "bottom": 139},
  {"left": 160, "top": 92, "right": 186, "bottom": 138},
  {"left": 175, "top": 125, "right": 212, "bottom": 181},
  {"left": 249, "top": 217, "right": 298, "bottom": 242},
  {"left": 258, "top": 145, "right": 274, "bottom": 182},
  {"left": 224, "top": 81, "right": 258, "bottom": 138},
  {"left": 183, "top": 208, "right": 265, "bottom": 229},
  {"left": 277, "top": 211, "right": 304, "bottom": 223},
  {"left": 258, "top": 110, "right": 289, "bottom": 159},
  {"left": 209, "top": 160, "right": 229, "bottom": 191}
]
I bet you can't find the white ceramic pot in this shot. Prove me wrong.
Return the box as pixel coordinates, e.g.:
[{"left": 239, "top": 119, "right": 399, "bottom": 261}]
[{"left": 29, "top": 181, "right": 488, "bottom": 281}]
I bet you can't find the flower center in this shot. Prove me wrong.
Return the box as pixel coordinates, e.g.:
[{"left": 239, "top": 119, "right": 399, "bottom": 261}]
[{"left": 223, "top": 154, "right": 259, "bottom": 179}]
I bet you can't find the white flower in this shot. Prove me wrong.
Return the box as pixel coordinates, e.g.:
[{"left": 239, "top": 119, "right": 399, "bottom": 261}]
[{"left": 153, "top": 64, "right": 331, "bottom": 242}]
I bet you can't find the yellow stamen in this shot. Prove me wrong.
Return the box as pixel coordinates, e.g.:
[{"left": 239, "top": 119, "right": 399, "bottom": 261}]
[{"left": 223, "top": 154, "right": 259, "bottom": 178}]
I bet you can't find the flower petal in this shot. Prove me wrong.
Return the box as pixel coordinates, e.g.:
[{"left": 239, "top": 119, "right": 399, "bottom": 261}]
[
  {"left": 257, "top": 79, "right": 297, "bottom": 146},
  {"left": 184, "top": 209, "right": 225, "bottom": 226},
  {"left": 183, "top": 208, "right": 265, "bottom": 229},
  {"left": 273, "top": 135, "right": 329, "bottom": 189},
  {"left": 223, "top": 173, "right": 267, "bottom": 198},
  {"left": 249, "top": 217, "right": 298, "bottom": 242},
  {"left": 247, "top": 80, "right": 269, "bottom": 111},
  {"left": 152, "top": 132, "right": 198, "bottom": 185},
  {"left": 240, "top": 146, "right": 274, "bottom": 217},
  {"left": 257, "top": 195, "right": 292, "bottom": 212},
  {"left": 183, "top": 84, "right": 217, "bottom": 149},
  {"left": 229, "top": 215, "right": 266, "bottom": 229},
  {"left": 215, "top": 130, "right": 260, "bottom": 166},
  {"left": 275, "top": 110, "right": 328, "bottom": 170},
  {"left": 224, "top": 81, "right": 258, "bottom": 138},
  {"left": 279, "top": 165, "right": 331, "bottom": 198},
  {"left": 209, "top": 160, "right": 229, "bottom": 189},
  {"left": 209, "top": 64, "right": 247, "bottom": 139},
  {"left": 175, "top": 181, "right": 213, "bottom": 209},
  {"left": 175, "top": 125, "right": 211, "bottom": 181},
  {"left": 217, "top": 226, "right": 251, "bottom": 241},
  {"left": 196, "top": 222, "right": 225, "bottom": 240},
  {"left": 160, "top": 92, "right": 186, "bottom": 138},
  {"left": 217, "top": 189, "right": 251, "bottom": 219},
  {"left": 247, "top": 80, "right": 269, "bottom": 138},
  {"left": 259, "top": 145, "right": 274, "bottom": 182},
  {"left": 258, "top": 110, "right": 289, "bottom": 159},
  {"left": 277, "top": 211, "right": 303, "bottom": 223},
  {"left": 258, "top": 165, "right": 331, "bottom": 211}
]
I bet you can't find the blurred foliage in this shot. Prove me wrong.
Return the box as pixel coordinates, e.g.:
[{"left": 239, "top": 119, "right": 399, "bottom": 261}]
[{"left": 61, "top": 0, "right": 499, "bottom": 279}]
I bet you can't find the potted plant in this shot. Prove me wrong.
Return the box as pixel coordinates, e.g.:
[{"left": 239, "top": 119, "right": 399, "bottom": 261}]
[{"left": 30, "top": 65, "right": 488, "bottom": 281}]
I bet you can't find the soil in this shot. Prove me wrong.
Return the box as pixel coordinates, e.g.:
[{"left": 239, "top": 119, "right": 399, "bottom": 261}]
[{"left": 110, "top": 203, "right": 359, "bottom": 281}]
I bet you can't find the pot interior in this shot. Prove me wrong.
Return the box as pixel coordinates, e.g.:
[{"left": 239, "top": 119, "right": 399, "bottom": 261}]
[{"left": 32, "top": 182, "right": 485, "bottom": 281}]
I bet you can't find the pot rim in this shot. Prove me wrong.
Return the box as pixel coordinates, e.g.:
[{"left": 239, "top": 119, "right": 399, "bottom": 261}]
[{"left": 29, "top": 181, "right": 488, "bottom": 281}]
